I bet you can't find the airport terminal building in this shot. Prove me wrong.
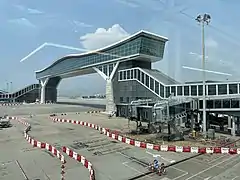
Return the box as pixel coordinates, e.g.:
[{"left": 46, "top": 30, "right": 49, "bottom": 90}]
[{"left": 1, "top": 30, "right": 240, "bottom": 135}]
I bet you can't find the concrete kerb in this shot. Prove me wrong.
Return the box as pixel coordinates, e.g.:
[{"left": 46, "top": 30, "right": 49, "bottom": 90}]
[
  {"left": 6, "top": 116, "right": 66, "bottom": 180},
  {"left": 50, "top": 116, "right": 240, "bottom": 155}
]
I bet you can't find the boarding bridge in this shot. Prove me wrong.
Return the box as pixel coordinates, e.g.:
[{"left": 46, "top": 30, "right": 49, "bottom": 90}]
[{"left": 0, "top": 84, "right": 40, "bottom": 102}]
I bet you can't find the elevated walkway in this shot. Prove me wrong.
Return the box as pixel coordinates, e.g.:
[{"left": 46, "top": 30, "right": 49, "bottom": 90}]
[{"left": 0, "top": 84, "right": 40, "bottom": 102}]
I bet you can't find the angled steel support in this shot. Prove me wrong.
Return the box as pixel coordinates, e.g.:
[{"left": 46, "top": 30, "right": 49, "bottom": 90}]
[{"left": 109, "top": 62, "right": 120, "bottom": 80}]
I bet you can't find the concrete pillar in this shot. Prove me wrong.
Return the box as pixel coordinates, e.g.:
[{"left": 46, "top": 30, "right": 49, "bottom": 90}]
[
  {"left": 228, "top": 116, "right": 232, "bottom": 128},
  {"left": 40, "top": 78, "right": 49, "bottom": 104},
  {"left": 106, "top": 79, "right": 115, "bottom": 113},
  {"left": 232, "top": 117, "right": 236, "bottom": 136},
  {"left": 237, "top": 117, "right": 240, "bottom": 135},
  {"left": 197, "top": 113, "right": 200, "bottom": 123},
  {"left": 190, "top": 112, "right": 195, "bottom": 130},
  {"left": 93, "top": 62, "right": 119, "bottom": 114}
]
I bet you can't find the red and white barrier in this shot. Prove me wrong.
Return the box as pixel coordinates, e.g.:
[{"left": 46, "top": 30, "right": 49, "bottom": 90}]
[
  {"left": 0, "top": 103, "right": 22, "bottom": 106},
  {"left": 7, "top": 116, "right": 66, "bottom": 179},
  {"left": 62, "top": 146, "right": 95, "bottom": 180},
  {"left": 50, "top": 117, "right": 239, "bottom": 155}
]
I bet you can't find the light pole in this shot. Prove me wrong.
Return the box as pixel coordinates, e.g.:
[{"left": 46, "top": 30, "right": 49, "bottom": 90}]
[{"left": 195, "top": 14, "right": 211, "bottom": 136}]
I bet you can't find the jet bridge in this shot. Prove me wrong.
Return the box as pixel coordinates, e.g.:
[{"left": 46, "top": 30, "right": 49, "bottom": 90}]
[{"left": 127, "top": 97, "right": 197, "bottom": 138}]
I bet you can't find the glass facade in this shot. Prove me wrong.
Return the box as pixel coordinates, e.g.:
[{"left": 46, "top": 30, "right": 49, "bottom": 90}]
[
  {"left": 36, "top": 34, "right": 167, "bottom": 79},
  {"left": 119, "top": 68, "right": 240, "bottom": 106},
  {"left": 139, "top": 37, "right": 165, "bottom": 58}
]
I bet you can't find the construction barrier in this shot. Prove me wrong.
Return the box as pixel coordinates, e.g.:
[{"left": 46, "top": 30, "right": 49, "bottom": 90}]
[
  {"left": 50, "top": 117, "right": 240, "bottom": 155},
  {"left": 62, "top": 146, "right": 95, "bottom": 180},
  {"left": 0, "top": 103, "right": 23, "bottom": 106},
  {"left": 7, "top": 116, "right": 66, "bottom": 180}
]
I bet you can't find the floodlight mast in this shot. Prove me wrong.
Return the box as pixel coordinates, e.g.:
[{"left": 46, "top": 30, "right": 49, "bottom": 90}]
[{"left": 195, "top": 13, "right": 211, "bottom": 136}]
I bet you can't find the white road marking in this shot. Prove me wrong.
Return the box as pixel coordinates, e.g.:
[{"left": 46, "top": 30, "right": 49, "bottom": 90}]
[
  {"left": 185, "top": 155, "right": 236, "bottom": 180},
  {"left": 146, "top": 151, "right": 175, "bottom": 163},
  {"left": 232, "top": 176, "right": 239, "bottom": 180},
  {"left": 171, "top": 167, "right": 188, "bottom": 180},
  {"left": 204, "top": 177, "right": 212, "bottom": 180},
  {"left": 117, "top": 152, "right": 148, "bottom": 167},
  {"left": 208, "top": 155, "right": 228, "bottom": 164}
]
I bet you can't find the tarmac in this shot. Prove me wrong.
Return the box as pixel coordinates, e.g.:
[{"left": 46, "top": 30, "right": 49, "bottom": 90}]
[{"left": 1, "top": 102, "right": 240, "bottom": 180}]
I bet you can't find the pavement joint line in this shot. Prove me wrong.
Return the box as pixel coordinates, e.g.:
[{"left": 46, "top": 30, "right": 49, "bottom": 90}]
[
  {"left": 185, "top": 155, "right": 237, "bottom": 180},
  {"left": 171, "top": 166, "right": 188, "bottom": 180}
]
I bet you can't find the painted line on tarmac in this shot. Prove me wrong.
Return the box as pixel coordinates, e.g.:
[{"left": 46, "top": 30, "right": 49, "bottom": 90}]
[
  {"left": 146, "top": 151, "right": 176, "bottom": 163},
  {"left": 171, "top": 167, "right": 188, "bottom": 180},
  {"left": 185, "top": 155, "right": 236, "bottom": 180}
]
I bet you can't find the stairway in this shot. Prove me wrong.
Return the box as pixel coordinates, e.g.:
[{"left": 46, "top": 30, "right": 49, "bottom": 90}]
[
  {"left": 13, "top": 84, "right": 40, "bottom": 99},
  {"left": 105, "top": 80, "right": 115, "bottom": 113}
]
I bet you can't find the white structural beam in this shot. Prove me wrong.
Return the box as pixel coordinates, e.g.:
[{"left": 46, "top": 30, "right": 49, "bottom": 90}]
[
  {"left": 92, "top": 67, "right": 108, "bottom": 80},
  {"left": 40, "top": 78, "right": 49, "bottom": 104},
  {"left": 109, "top": 62, "right": 120, "bottom": 80}
]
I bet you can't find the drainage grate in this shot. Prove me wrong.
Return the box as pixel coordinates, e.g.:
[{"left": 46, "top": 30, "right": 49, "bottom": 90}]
[
  {"left": 70, "top": 142, "right": 88, "bottom": 150},
  {"left": 111, "top": 141, "right": 118, "bottom": 143}
]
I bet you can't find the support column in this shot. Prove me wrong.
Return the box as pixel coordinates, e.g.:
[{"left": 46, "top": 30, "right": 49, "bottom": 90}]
[
  {"left": 93, "top": 62, "right": 119, "bottom": 114},
  {"left": 237, "top": 117, "right": 240, "bottom": 135},
  {"left": 40, "top": 78, "right": 49, "bottom": 104},
  {"left": 228, "top": 116, "right": 232, "bottom": 128},
  {"left": 232, "top": 116, "right": 236, "bottom": 137}
]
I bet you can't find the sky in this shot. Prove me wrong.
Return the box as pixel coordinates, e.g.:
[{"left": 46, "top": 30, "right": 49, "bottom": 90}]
[{"left": 1, "top": 0, "right": 240, "bottom": 96}]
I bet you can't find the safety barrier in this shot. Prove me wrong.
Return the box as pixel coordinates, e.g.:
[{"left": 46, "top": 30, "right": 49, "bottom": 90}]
[
  {"left": 0, "top": 103, "right": 23, "bottom": 106},
  {"left": 50, "top": 117, "right": 240, "bottom": 155},
  {"left": 62, "top": 146, "right": 95, "bottom": 180},
  {"left": 7, "top": 116, "right": 66, "bottom": 180},
  {"left": 86, "top": 110, "right": 104, "bottom": 114}
]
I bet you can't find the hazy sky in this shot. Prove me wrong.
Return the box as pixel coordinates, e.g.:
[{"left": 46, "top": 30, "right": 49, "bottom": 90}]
[{"left": 1, "top": 0, "right": 240, "bottom": 95}]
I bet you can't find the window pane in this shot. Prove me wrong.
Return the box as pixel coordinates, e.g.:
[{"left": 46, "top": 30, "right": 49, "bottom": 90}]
[
  {"left": 199, "top": 100, "right": 203, "bottom": 109},
  {"left": 145, "top": 75, "right": 149, "bottom": 87},
  {"left": 214, "top": 100, "right": 222, "bottom": 108},
  {"left": 126, "top": 70, "right": 130, "bottom": 79},
  {"left": 160, "top": 84, "right": 164, "bottom": 97},
  {"left": 207, "top": 100, "right": 214, "bottom": 108},
  {"left": 134, "top": 69, "right": 137, "bottom": 79},
  {"left": 103, "top": 66, "right": 108, "bottom": 75},
  {"left": 130, "top": 70, "right": 134, "bottom": 79},
  {"left": 198, "top": 85, "right": 203, "bottom": 96},
  {"left": 208, "top": 85, "right": 216, "bottom": 95},
  {"left": 150, "top": 77, "right": 154, "bottom": 91},
  {"left": 155, "top": 81, "right": 159, "bottom": 94},
  {"left": 137, "top": 70, "right": 140, "bottom": 81},
  {"left": 119, "top": 72, "right": 123, "bottom": 80},
  {"left": 231, "top": 100, "right": 239, "bottom": 108},
  {"left": 141, "top": 72, "right": 144, "bottom": 83},
  {"left": 184, "top": 86, "right": 189, "bottom": 96},
  {"left": 223, "top": 100, "right": 230, "bottom": 108},
  {"left": 177, "top": 86, "right": 183, "bottom": 96},
  {"left": 191, "top": 85, "right": 197, "bottom": 96},
  {"left": 109, "top": 64, "right": 113, "bottom": 75},
  {"left": 229, "top": 84, "right": 237, "bottom": 94},
  {"left": 171, "top": 86, "right": 176, "bottom": 95},
  {"left": 123, "top": 71, "right": 126, "bottom": 79},
  {"left": 218, "top": 84, "right": 227, "bottom": 95},
  {"left": 165, "top": 87, "right": 170, "bottom": 98}
]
